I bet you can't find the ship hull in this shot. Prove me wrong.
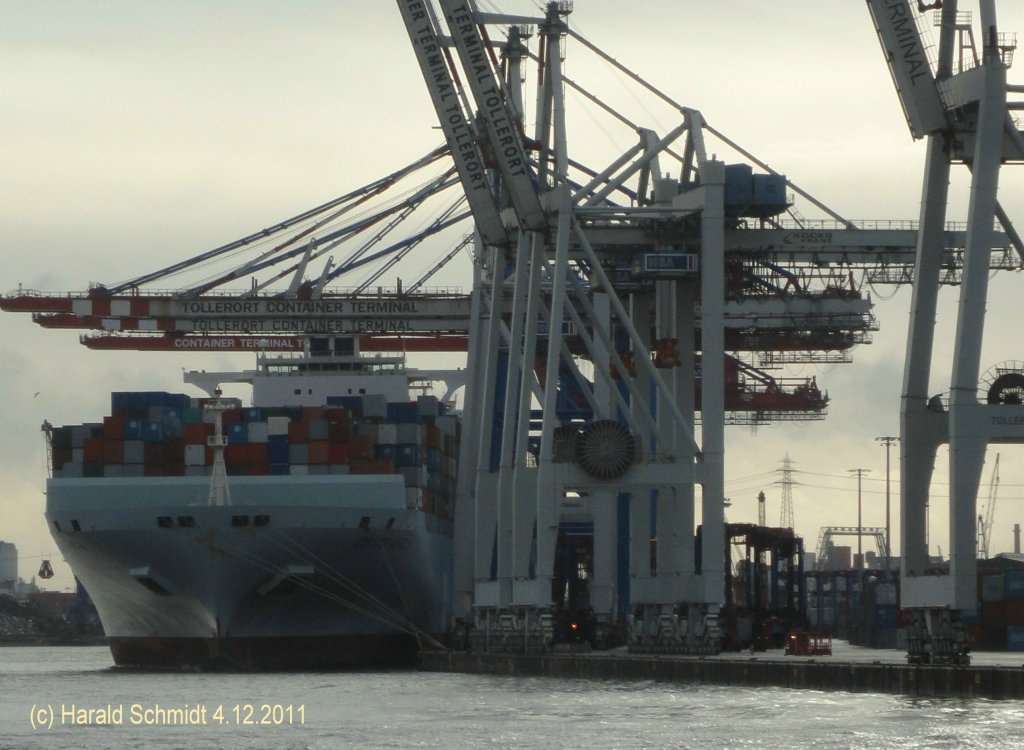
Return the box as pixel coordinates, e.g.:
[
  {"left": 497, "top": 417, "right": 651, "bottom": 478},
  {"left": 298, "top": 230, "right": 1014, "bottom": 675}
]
[
  {"left": 108, "top": 633, "right": 421, "bottom": 671},
  {"left": 46, "top": 475, "right": 453, "bottom": 670}
]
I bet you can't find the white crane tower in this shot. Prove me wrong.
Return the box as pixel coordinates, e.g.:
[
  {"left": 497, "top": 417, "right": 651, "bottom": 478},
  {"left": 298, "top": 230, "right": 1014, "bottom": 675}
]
[{"left": 868, "top": 0, "right": 1024, "bottom": 664}]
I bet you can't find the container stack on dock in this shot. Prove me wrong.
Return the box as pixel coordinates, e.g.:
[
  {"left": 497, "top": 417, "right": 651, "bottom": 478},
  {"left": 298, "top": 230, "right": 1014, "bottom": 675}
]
[
  {"left": 967, "top": 561, "right": 1024, "bottom": 652},
  {"left": 804, "top": 570, "right": 903, "bottom": 649},
  {"left": 49, "top": 391, "right": 460, "bottom": 518}
]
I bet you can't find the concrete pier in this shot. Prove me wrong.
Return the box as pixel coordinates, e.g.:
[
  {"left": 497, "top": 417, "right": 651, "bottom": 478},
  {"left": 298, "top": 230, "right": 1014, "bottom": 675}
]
[{"left": 420, "top": 644, "right": 1024, "bottom": 699}]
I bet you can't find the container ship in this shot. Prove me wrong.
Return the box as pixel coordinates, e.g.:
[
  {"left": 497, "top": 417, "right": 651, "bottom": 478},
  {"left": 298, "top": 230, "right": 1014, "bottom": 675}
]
[{"left": 42, "top": 342, "right": 460, "bottom": 669}]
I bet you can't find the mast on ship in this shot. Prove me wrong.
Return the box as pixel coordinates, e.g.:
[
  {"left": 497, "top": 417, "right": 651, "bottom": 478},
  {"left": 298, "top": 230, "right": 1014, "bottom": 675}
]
[{"left": 206, "top": 388, "right": 231, "bottom": 507}]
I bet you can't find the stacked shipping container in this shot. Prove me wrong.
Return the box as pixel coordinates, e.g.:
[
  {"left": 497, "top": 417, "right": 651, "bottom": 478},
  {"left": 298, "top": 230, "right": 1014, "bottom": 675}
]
[
  {"left": 803, "top": 558, "right": 1024, "bottom": 651},
  {"left": 49, "top": 391, "right": 460, "bottom": 519}
]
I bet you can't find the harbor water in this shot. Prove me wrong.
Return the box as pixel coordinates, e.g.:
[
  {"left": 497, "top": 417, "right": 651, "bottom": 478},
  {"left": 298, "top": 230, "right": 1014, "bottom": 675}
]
[{"left": 2, "top": 646, "right": 1024, "bottom": 749}]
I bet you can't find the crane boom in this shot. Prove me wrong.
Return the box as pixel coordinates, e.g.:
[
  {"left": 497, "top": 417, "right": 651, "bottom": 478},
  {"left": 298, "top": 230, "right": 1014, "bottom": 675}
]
[
  {"left": 396, "top": 0, "right": 510, "bottom": 247},
  {"left": 866, "top": 0, "right": 948, "bottom": 139},
  {"left": 438, "top": 0, "right": 548, "bottom": 231}
]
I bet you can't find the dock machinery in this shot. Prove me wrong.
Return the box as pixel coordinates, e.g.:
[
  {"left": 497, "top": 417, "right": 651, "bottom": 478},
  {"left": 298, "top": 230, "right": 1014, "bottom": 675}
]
[
  {"left": 868, "top": 0, "right": 1024, "bottom": 664},
  {"left": 396, "top": 1, "right": 1020, "bottom": 655}
]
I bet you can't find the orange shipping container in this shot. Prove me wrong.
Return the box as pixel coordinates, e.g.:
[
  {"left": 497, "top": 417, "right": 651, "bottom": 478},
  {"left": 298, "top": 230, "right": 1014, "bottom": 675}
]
[
  {"left": 103, "top": 416, "right": 123, "bottom": 440},
  {"left": 184, "top": 423, "right": 214, "bottom": 444},
  {"left": 308, "top": 441, "right": 330, "bottom": 465},
  {"left": 83, "top": 438, "right": 104, "bottom": 464}
]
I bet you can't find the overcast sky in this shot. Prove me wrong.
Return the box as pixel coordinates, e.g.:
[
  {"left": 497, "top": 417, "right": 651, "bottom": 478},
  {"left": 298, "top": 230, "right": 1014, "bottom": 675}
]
[{"left": 4, "top": 1, "right": 1024, "bottom": 592}]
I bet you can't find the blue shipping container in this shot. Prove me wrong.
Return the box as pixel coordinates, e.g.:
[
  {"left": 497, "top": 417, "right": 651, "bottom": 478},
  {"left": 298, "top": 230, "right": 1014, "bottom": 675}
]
[
  {"left": 1008, "top": 625, "right": 1024, "bottom": 651},
  {"left": 143, "top": 421, "right": 165, "bottom": 442},
  {"left": 226, "top": 423, "right": 248, "bottom": 444},
  {"left": 267, "top": 436, "right": 289, "bottom": 464},
  {"left": 387, "top": 402, "right": 419, "bottom": 424},
  {"left": 395, "top": 444, "right": 420, "bottom": 467},
  {"left": 874, "top": 605, "right": 898, "bottom": 629},
  {"left": 1005, "top": 570, "right": 1024, "bottom": 600}
]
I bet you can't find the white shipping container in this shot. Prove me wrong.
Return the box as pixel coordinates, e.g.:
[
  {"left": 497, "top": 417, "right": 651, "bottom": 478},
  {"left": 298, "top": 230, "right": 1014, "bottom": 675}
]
[
  {"left": 267, "top": 416, "right": 290, "bottom": 436},
  {"left": 185, "top": 466, "right": 209, "bottom": 477},
  {"left": 417, "top": 395, "right": 438, "bottom": 418},
  {"left": 123, "top": 440, "right": 145, "bottom": 464},
  {"left": 437, "top": 415, "right": 458, "bottom": 436},
  {"left": 362, "top": 394, "right": 388, "bottom": 419},
  {"left": 378, "top": 424, "right": 398, "bottom": 445},
  {"left": 72, "top": 448, "right": 84, "bottom": 464},
  {"left": 397, "top": 424, "right": 421, "bottom": 444},
  {"left": 405, "top": 487, "right": 422, "bottom": 508},
  {"left": 329, "top": 464, "right": 351, "bottom": 475},
  {"left": 290, "top": 464, "right": 310, "bottom": 476},
  {"left": 247, "top": 422, "right": 269, "bottom": 443},
  {"left": 185, "top": 444, "right": 207, "bottom": 466}
]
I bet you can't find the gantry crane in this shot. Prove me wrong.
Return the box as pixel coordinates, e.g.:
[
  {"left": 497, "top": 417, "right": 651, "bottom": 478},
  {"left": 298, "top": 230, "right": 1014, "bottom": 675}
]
[
  {"left": 4, "top": 0, "right": 1024, "bottom": 656},
  {"left": 867, "top": 0, "right": 1024, "bottom": 665}
]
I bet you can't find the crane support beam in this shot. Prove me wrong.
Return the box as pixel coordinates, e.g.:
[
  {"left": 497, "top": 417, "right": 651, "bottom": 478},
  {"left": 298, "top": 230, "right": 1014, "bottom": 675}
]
[
  {"left": 438, "top": 0, "right": 548, "bottom": 231},
  {"left": 867, "top": 0, "right": 949, "bottom": 139},
  {"left": 396, "top": 0, "right": 510, "bottom": 247}
]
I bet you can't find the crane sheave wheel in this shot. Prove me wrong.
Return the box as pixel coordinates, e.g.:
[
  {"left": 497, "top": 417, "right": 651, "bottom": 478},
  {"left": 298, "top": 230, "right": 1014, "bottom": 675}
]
[
  {"left": 987, "top": 372, "right": 1024, "bottom": 405},
  {"left": 575, "top": 420, "right": 636, "bottom": 480}
]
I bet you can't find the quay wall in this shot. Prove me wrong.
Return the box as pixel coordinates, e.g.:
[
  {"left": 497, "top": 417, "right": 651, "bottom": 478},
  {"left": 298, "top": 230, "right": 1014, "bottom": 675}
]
[{"left": 420, "top": 650, "right": 1024, "bottom": 700}]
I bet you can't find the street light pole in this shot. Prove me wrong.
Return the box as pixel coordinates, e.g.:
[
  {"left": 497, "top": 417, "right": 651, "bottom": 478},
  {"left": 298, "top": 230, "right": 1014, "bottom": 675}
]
[
  {"left": 849, "top": 468, "right": 871, "bottom": 568},
  {"left": 876, "top": 436, "right": 898, "bottom": 572}
]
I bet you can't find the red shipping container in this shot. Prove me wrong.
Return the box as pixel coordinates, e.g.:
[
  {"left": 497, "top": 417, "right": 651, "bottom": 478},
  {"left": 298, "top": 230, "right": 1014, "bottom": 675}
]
[
  {"left": 308, "top": 441, "right": 330, "bottom": 465},
  {"left": 288, "top": 421, "right": 309, "bottom": 442},
  {"left": 83, "top": 438, "right": 104, "bottom": 464},
  {"left": 247, "top": 443, "right": 267, "bottom": 467},
  {"left": 982, "top": 601, "right": 1007, "bottom": 626},
  {"left": 369, "top": 458, "right": 394, "bottom": 474},
  {"left": 324, "top": 407, "right": 350, "bottom": 424},
  {"left": 966, "top": 624, "right": 984, "bottom": 649},
  {"left": 1006, "top": 598, "right": 1024, "bottom": 626},
  {"left": 302, "top": 406, "right": 325, "bottom": 421},
  {"left": 103, "top": 416, "right": 124, "bottom": 440},
  {"left": 162, "top": 439, "right": 185, "bottom": 464},
  {"left": 102, "top": 440, "right": 124, "bottom": 465},
  {"left": 184, "top": 423, "right": 214, "bottom": 444},
  {"left": 329, "top": 443, "right": 350, "bottom": 464},
  {"left": 328, "top": 422, "right": 352, "bottom": 442},
  {"left": 225, "top": 444, "right": 248, "bottom": 466},
  {"left": 350, "top": 435, "right": 374, "bottom": 460},
  {"left": 424, "top": 426, "right": 440, "bottom": 449},
  {"left": 222, "top": 409, "right": 242, "bottom": 424},
  {"left": 349, "top": 459, "right": 371, "bottom": 475}
]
